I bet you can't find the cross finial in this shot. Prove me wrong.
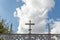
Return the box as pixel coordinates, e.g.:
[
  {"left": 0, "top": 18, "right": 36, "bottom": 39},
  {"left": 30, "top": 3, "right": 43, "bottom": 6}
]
[{"left": 25, "top": 20, "right": 35, "bottom": 34}]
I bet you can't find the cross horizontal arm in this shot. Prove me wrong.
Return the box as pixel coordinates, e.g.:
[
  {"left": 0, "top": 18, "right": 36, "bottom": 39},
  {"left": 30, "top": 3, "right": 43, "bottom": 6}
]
[{"left": 25, "top": 23, "right": 35, "bottom": 25}]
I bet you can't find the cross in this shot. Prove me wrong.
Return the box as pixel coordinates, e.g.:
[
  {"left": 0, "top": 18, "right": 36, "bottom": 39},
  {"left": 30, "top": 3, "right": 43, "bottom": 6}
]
[
  {"left": 10, "top": 24, "right": 13, "bottom": 34},
  {"left": 48, "top": 24, "right": 51, "bottom": 40},
  {"left": 25, "top": 20, "right": 35, "bottom": 34},
  {"left": 48, "top": 24, "right": 51, "bottom": 34}
]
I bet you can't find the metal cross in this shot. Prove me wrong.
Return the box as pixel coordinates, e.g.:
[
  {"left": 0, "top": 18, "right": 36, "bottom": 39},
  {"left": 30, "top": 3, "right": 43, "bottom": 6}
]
[
  {"left": 48, "top": 24, "right": 51, "bottom": 40},
  {"left": 48, "top": 24, "right": 50, "bottom": 34},
  {"left": 25, "top": 20, "right": 35, "bottom": 34},
  {"left": 10, "top": 24, "right": 12, "bottom": 34}
]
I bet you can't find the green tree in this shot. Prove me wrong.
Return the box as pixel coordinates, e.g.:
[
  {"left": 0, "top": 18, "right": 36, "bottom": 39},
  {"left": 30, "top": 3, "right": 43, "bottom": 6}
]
[
  {"left": 0, "top": 19, "right": 13, "bottom": 40},
  {"left": 0, "top": 19, "right": 11, "bottom": 34}
]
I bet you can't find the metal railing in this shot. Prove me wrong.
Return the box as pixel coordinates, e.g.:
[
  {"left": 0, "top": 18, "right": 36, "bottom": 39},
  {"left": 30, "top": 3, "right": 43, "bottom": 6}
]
[{"left": 0, "top": 34, "right": 60, "bottom": 40}]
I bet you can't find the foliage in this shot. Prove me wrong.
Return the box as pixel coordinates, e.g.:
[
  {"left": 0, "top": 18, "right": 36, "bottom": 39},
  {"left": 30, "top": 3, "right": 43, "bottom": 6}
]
[
  {"left": 0, "top": 19, "right": 11, "bottom": 34},
  {"left": 0, "top": 18, "right": 12, "bottom": 40},
  {"left": 0, "top": 19, "right": 9, "bottom": 34}
]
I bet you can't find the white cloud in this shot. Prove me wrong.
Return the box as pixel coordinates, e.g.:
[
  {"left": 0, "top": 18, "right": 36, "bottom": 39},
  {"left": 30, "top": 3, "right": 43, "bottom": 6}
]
[
  {"left": 51, "top": 20, "right": 60, "bottom": 34},
  {"left": 14, "top": 0, "right": 55, "bottom": 34}
]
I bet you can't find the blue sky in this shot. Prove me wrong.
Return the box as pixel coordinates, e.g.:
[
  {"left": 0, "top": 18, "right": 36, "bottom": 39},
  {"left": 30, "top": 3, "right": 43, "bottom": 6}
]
[
  {"left": 0, "top": 0, "right": 60, "bottom": 33},
  {"left": 48, "top": 0, "right": 60, "bottom": 20},
  {"left": 0, "top": 0, "right": 23, "bottom": 33}
]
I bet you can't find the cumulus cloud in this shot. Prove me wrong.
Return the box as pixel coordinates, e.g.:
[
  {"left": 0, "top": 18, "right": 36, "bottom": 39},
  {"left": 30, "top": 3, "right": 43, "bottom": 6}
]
[
  {"left": 14, "top": 0, "right": 55, "bottom": 34},
  {"left": 51, "top": 20, "right": 60, "bottom": 34}
]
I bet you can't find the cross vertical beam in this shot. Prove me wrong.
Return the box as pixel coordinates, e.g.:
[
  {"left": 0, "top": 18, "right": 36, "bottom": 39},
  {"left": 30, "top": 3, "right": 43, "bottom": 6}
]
[
  {"left": 48, "top": 24, "right": 50, "bottom": 34},
  {"left": 10, "top": 24, "right": 12, "bottom": 34},
  {"left": 48, "top": 24, "right": 51, "bottom": 40},
  {"left": 25, "top": 20, "right": 35, "bottom": 34}
]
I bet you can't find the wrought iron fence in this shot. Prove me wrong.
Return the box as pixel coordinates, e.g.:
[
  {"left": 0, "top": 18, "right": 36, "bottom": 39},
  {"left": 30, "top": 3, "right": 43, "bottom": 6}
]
[{"left": 0, "top": 34, "right": 60, "bottom": 40}]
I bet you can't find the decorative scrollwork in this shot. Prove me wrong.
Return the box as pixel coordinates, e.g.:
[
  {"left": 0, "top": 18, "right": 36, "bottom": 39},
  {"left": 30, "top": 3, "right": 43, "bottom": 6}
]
[{"left": 0, "top": 34, "right": 60, "bottom": 40}]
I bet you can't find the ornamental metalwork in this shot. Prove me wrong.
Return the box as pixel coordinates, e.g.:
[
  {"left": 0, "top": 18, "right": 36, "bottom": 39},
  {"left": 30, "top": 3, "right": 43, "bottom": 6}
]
[
  {"left": 0, "top": 20, "right": 59, "bottom": 40},
  {"left": 0, "top": 34, "right": 60, "bottom": 40}
]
